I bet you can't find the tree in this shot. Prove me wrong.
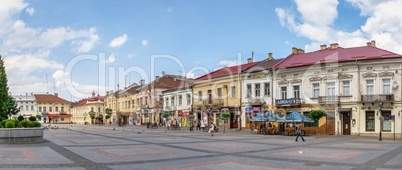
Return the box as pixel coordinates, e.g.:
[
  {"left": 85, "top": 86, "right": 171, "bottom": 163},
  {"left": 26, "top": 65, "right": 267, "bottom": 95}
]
[
  {"left": 90, "top": 114, "right": 95, "bottom": 124},
  {"left": 219, "top": 112, "right": 231, "bottom": 133},
  {"left": 0, "top": 55, "right": 19, "bottom": 119},
  {"left": 309, "top": 109, "right": 327, "bottom": 138}
]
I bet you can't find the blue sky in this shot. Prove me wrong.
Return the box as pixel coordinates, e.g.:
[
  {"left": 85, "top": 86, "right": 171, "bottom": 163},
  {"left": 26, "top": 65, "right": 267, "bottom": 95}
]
[{"left": 2, "top": 0, "right": 402, "bottom": 101}]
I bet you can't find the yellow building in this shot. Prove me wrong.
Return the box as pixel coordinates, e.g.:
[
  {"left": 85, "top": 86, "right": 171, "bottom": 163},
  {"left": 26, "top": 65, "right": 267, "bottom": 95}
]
[
  {"left": 104, "top": 90, "right": 118, "bottom": 124},
  {"left": 193, "top": 59, "right": 258, "bottom": 129},
  {"left": 34, "top": 93, "right": 71, "bottom": 124},
  {"left": 71, "top": 91, "right": 105, "bottom": 125}
]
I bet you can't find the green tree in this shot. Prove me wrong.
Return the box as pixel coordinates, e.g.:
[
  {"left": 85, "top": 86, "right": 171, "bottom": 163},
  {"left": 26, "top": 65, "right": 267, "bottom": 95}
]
[
  {"left": 0, "top": 55, "right": 19, "bottom": 119},
  {"left": 309, "top": 109, "right": 327, "bottom": 138},
  {"left": 90, "top": 114, "right": 95, "bottom": 124},
  {"left": 219, "top": 112, "right": 231, "bottom": 133}
]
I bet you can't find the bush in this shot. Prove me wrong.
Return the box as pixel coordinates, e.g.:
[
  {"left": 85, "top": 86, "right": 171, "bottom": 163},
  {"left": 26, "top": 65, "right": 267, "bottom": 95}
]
[
  {"left": 0, "top": 120, "right": 7, "bottom": 128},
  {"left": 36, "top": 115, "right": 42, "bottom": 120},
  {"left": 0, "top": 116, "right": 4, "bottom": 122},
  {"left": 18, "top": 115, "right": 24, "bottom": 121},
  {"left": 18, "top": 120, "right": 29, "bottom": 128},
  {"left": 29, "top": 116, "right": 37, "bottom": 121},
  {"left": 32, "top": 121, "right": 42, "bottom": 127},
  {"left": 27, "top": 121, "right": 34, "bottom": 128},
  {"left": 105, "top": 114, "right": 111, "bottom": 119},
  {"left": 5, "top": 120, "right": 15, "bottom": 128}
]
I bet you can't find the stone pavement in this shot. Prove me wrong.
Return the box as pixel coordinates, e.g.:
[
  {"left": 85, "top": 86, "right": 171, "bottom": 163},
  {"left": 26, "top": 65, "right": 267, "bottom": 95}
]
[{"left": 1, "top": 124, "right": 402, "bottom": 170}]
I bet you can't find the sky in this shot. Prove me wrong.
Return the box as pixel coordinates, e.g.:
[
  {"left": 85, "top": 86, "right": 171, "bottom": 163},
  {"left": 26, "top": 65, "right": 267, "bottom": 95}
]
[{"left": 1, "top": 0, "right": 402, "bottom": 101}]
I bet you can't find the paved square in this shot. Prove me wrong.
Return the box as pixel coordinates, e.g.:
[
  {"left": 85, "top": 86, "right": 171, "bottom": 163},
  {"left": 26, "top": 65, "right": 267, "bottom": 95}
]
[{"left": 1, "top": 124, "right": 401, "bottom": 170}]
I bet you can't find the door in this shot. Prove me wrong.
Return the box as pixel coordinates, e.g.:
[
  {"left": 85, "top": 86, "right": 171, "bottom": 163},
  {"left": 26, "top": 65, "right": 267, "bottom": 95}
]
[
  {"left": 230, "top": 113, "right": 238, "bottom": 128},
  {"left": 326, "top": 112, "right": 335, "bottom": 135},
  {"left": 343, "top": 113, "right": 351, "bottom": 135}
]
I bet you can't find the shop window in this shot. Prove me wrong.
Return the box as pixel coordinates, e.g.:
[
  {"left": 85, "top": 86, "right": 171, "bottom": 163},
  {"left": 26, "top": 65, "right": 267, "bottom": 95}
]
[
  {"left": 303, "top": 112, "right": 318, "bottom": 127},
  {"left": 382, "top": 111, "right": 391, "bottom": 132},
  {"left": 366, "top": 111, "right": 375, "bottom": 131}
]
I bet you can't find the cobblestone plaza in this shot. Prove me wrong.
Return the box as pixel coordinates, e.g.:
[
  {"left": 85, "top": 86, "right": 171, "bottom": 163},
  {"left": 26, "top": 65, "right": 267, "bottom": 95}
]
[{"left": 1, "top": 125, "right": 402, "bottom": 170}]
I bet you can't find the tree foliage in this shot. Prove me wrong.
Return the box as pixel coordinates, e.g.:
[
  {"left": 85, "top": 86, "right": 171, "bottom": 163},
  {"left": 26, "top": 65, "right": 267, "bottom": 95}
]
[
  {"left": 219, "top": 112, "right": 231, "bottom": 120},
  {"left": 105, "top": 114, "right": 111, "bottom": 120},
  {"left": 162, "top": 111, "right": 170, "bottom": 118},
  {"left": 309, "top": 109, "right": 327, "bottom": 121},
  {"left": 0, "top": 55, "right": 19, "bottom": 119}
]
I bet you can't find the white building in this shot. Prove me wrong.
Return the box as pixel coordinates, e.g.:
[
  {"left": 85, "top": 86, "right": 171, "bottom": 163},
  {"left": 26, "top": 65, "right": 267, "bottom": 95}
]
[
  {"left": 162, "top": 82, "right": 193, "bottom": 127},
  {"left": 240, "top": 55, "right": 282, "bottom": 129},
  {"left": 12, "top": 93, "right": 37, "bottom": 121}
]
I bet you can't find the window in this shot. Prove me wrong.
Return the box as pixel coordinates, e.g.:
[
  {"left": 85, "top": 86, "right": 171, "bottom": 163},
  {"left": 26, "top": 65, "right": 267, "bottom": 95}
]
[
  {"left": 98, "top": 107, "right": 101, "bottom": 113},
  {"left": 127, "top": 101, "right": 130, "bottom": 108},
  {"left": 25, "top": 106, "right": 28, "bottom": 110},
  {"left": 246, "top": 84, "right": 252, "bottom": 98},
  {"left": 326, "top": 82, "right": 335, "bottom": 96},
  {"left": 208, "top": 90, "right": 212, "bottom": 104},
  {"left": 198, "top": 91, "right": 202, "bottom": 101},
  {"left": 132, "top": 100, "right": 135, "bottom": 108},
  {"left": 303, "top": 112, "right": 318, "bottom": 127},
  {"left": 281, "top": 86, "right": 287, "bottom": 99},
  {"left": 43, "top": 107, "right": 46, "bottom": 112},
  {"left": 255, "top": 84, "right": 261, "bottom": 97},
  {"left": 145, "top": 97, "right": 148, "bottom": 105},
  {"left": 61, "top": 107, "right": 64, "bottom": 113},
  {"left": 55, "top": 106, "right": 59, "bottom": 112},
  {"left": 382, "top": 111, "right": 391, "bottom": 131},
  {"left": 165, "top": 98, "right": 169, "bottom": 107},
  {"left": 342, "top": 81, "right": 350, "bottom": 95},
  {"left": 366, "top": 80, "right": 374, "bottom": 95},
  {"left": 217, "top": 88, "right": 222, "bottom": 99},
  {"left": 231, "top": 86, "right": 236, "bottom": 98},
  {"left": 264, "top": 83, "right": 270, "bottom": 96},
  {"left": 49, "top": 106, "right": 52, "bottom": 112},
  {"left": 293, "top": 85, "right": 300, "bottom": 98},
  {"left": 178, "top": 95, "right": 182, "bottom": 106},
  {"left": 171, "top": 97, "right": 175, "bottom": 106},
  {"left": 383, "top": 79, "right": 391, "bottom": 94},
  {"left": 31, "top": 106, "right": 34, "bottom": 110},
  {"left": 313, "top": 83, "right": 319, "bottom": 98},
  {"left": 187, "top": 94, "right": 191, "bottom": 105},
  {"left": 91, "top": 107, "right": 94, "bottom": 112},
  {"left": 366, "top": 111, "right": 375, "bottom": 131}
]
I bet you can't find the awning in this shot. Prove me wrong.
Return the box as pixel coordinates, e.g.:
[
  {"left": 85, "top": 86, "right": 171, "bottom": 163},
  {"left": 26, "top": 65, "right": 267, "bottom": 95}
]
[{"left": 338, "top": 108, "right": 352, "bottom": 113}]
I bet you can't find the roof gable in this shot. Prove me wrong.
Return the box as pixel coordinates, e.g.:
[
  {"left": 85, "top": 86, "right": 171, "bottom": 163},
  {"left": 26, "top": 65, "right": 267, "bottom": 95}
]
[{"left": 195, "top": 62, "right": 258, "bottom": 81}]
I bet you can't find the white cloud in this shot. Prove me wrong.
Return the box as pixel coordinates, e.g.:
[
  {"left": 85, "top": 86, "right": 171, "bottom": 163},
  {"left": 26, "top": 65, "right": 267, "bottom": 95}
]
[
  {"left": 127, "top": 53, "right": 137, "bottom": 59},
  {"left": 217, "top": 60, "right": 239, "bottom": 67},
  {"left": 141, "top": 39, "right": 148, "bottom": 46},
  {"left": 25, "top": 7, "right": 34, "bottom": 16},
  {"left": 186, "top": 72, "right": 195, "bottom": 79},
  {"left": 109, "top": 34, "right": 128, "bottom": 48},
  {"left": 276, "top": 0, "right": 402, "bottom": 54}
]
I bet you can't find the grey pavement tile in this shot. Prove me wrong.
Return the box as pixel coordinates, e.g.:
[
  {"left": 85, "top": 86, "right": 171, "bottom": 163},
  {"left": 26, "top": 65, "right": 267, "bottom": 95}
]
[
  {"left": 0, "top": 147, "right": 73, "bottom": 165},
  {"left": 384, "top": 153, "right": 402, "bottom": 166}
]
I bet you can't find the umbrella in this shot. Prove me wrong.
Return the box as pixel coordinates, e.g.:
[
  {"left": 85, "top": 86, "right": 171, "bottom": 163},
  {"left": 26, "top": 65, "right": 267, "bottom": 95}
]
[{"left": 277, "top": 111, "right": 314, "bottom": 123}]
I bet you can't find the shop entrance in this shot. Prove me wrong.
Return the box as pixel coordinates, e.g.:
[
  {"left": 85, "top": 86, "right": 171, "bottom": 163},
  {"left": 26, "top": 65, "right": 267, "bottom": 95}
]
[
  {"left": 342, "top": 113, "right": 351, "bottom": 135},
  {"left": 230, "top": 113, "right": 238, "bottom": 129}
]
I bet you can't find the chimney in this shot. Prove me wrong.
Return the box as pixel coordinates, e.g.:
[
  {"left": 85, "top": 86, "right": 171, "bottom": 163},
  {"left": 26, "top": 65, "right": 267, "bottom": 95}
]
[
  {"left": 268, "top": 53, "right": 274, "bottom": 60},
  {"left": 292, "top": 47, "right": 298, "bottom": 54},
  {"left": 162, "top": 71, "right": 165, "bottom": 76},
  {"left": 320, "top": 44, "right": 327, "bottom": 50},
  {"left": 247, "top": 58, "right": 253, "bottom": 63},
  {"left": 155, "top": 76, "right": 160, "bottom": 80},
  {"left": 371, "top": 40, "right": 376, "bottom": 47},
  {"left": 54, "top": 93, "right": 58, "bottom": 97},
  {"left": 330, "top": 43, "right": 339, "bottom": 49},
  {"left": 297, "top": 49, "right": 305, "bottom": 54},
  {"left": 140, "top": 79, "right": 145, "bottom": 86}
]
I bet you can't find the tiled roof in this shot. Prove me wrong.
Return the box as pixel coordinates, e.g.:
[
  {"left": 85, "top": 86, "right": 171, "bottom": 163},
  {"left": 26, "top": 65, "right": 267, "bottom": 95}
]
[
  {"left": 274, "top": 46, "right": 401, "bottom": 69},
  {"left": 34, "top": 94, "right": 70, "bottom": 103},
  {"left": 71, "top": 95, "right": 104, "bottom": 107},
  {"left": 138, "top": 74, "right": 190, "bottom": 91},
  {"left": 244, "top": 59, "right": 283, "bottom": 73},
  {"left": 195, "top": 62, "right": 258, "bottom": 81}
]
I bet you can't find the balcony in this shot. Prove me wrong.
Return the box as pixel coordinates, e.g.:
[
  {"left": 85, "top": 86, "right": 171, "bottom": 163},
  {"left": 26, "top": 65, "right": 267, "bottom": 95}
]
[
  {"left": 319, "top": 96, "right": 340, "bottom": 104},
  {"left": 275, "top": 98, "right": 302, "bottom": 106},
  {"left": 59, "top": 111, "right": 67, "bottom": 114},
  {"left": 361, "top": 94, "right": 394, "bottom": 103},
  {"left": 203, "top": 99, "right": 224, "bottom": 106}
]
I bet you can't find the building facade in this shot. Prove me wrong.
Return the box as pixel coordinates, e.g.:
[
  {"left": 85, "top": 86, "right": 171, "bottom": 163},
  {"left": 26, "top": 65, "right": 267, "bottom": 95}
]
[
  {"left": 273, "top": 42, "right": 402, "bottom": 139},
  {"left": 71, "top": 91, "right": 105, "bottom": 125},
  {"left": 162, "top": 81, "right": 193, "bottom": 127},
  {"left": 34, "top": 93, "right": 71, "bottom": 124},
  {"left": 193, "top": 59, "right": 258, "bottom": 129},
  {"left": 12, "top": 93, "right": 37, "bottom": 121}
]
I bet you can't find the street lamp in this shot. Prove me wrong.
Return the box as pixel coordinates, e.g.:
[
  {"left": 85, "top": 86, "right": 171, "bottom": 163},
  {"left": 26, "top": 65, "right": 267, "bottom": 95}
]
[{"left": 378, "top": 99, "right": 383, "bottom": 141}]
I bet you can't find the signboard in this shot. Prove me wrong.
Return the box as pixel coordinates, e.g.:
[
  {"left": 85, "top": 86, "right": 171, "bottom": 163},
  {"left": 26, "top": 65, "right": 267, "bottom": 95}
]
[
  {"left": 275, "top": 98, "right": 296, "bottom": 105},
  {"left": 245, "top": 107, "right": 252, "bottom": 112},
  {"left": 383, "top": 120, "right": 391, "bottom": 131}
]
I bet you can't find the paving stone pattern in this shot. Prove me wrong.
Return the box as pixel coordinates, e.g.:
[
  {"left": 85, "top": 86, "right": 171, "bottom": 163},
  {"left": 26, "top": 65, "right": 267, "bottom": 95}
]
[{"left": 0, "top": 124, "right": 401, "bottom": 170}]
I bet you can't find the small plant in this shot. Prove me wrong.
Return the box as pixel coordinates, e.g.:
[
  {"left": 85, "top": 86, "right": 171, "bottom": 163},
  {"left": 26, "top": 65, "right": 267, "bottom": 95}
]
[
  {"left": 5, "top": 120, "right": 15, "bottom": 128},
  {"left": 32, "top": 121, "right": 42, "bottom": 127},
  {"left": 36, "top": 115, "right": 42, "bottom": 120},
  {"left": 0, "top": 120, "right": 7, "bottom": 128},
  {"left": 162, "top": 111, "right": 170, "bottom": 118},
  {"left": 27, "top": 121, "right": 34, "bottom": 128},
  {"left": 105, "top": 114, "right": 111, "bottom": 120},
  {"left": 18, "top": 115, "right": 24, "bottom": 121},
  {"left": 29, "top": 116, "right": 37, "bottom": 121},
  {"left": 18, "top": 120, "right": 29, "bottom": 128}
]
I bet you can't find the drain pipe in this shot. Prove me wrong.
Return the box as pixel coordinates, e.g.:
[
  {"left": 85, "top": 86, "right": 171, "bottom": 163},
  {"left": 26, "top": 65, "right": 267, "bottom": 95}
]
[{"left": 356, "top": 60, "right": 361, "bottom": 136}]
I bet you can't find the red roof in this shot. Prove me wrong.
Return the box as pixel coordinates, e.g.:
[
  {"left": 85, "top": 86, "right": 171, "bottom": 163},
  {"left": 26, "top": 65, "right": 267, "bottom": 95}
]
[
  {"left": 274, "top": 46, "right": 401, "bottom": 69},
  {"left": 47, "top": 114, "right": 72, "bottom": 118},
  {"left": 195, "top": 62, "right": 258, "bottom": 81},
  {"left": 138, "top": 74, "right": 191, "bottom": 91},
  {"left": 34, "top": 94, "right": 70, "bottom": 103}
]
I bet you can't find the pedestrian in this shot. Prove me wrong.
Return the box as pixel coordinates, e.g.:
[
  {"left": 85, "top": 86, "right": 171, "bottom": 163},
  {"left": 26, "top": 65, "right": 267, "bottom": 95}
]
[
  {"left": 201, "top": 120, "right": 206, "bottom": 131},
  {"left": 197, "top": 121, "right": 201, "bottom": 131},
  {"left": 208, "top": 123, "right": 215, "bottom": 136},
  {"left": 295, "top": 124, "right": 305, "bottom": 142}
]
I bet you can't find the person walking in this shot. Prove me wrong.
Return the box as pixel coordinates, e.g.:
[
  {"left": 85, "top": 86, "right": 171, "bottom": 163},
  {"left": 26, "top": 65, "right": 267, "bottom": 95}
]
[
  {"left": 201, "top": 120, "right": 206, "bottom": 131},
  {"left": 208, "top": 123, "right": 215, "bottom": 136},
  {"left": 295, "top": 124, "right": 305, "bottom": 142}
]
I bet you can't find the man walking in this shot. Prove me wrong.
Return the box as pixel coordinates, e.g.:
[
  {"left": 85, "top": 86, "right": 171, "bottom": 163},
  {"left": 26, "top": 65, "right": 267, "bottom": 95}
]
[{"left": 295, "top": 124, "right": 305, "bottom": 142}]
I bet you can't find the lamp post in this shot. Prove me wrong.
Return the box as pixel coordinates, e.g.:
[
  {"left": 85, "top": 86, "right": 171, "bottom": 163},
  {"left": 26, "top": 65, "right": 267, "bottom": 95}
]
[{"left": 378, "top": 99, "right": 383, "bottom": 141}]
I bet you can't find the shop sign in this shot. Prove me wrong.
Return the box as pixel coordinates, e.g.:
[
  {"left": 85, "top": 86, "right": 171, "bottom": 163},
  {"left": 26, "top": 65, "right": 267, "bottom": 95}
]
[
  {"left": 275, "top": 98, "right": 296, "bottom": 105},
  {"left": 245, "top": 107, "right": 252, "bottom": 112}
]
